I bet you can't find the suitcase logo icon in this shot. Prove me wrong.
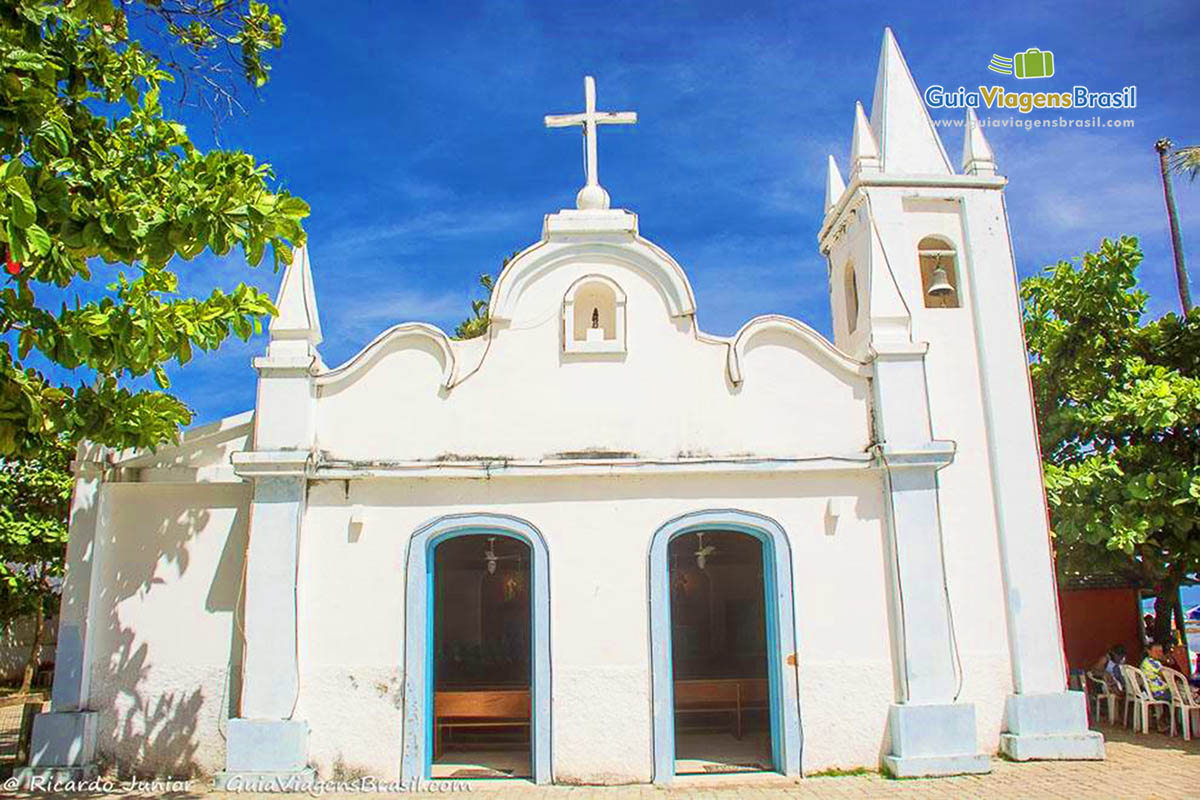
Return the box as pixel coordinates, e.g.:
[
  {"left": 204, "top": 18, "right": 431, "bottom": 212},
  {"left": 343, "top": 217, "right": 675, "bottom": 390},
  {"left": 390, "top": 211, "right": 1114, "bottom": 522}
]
[{"left": 988, "top": 48, "right": 1055, "bottom": 79}]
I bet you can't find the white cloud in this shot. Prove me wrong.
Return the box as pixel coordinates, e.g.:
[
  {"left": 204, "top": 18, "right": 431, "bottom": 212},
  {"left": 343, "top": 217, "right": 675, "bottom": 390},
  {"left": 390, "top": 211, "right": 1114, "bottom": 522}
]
[
  {"left": 321, "top": 208, "right": 531, "bottom": 257},
  {"left": 997, "top": 126, "right": 1200, "bottom": 245}
]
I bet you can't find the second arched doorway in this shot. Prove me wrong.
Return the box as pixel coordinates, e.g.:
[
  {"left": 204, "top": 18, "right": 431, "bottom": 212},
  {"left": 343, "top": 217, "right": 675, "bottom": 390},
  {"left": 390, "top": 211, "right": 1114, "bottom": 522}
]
[{"left": 649, "top": 510, "right": 802, "bottom": 784}]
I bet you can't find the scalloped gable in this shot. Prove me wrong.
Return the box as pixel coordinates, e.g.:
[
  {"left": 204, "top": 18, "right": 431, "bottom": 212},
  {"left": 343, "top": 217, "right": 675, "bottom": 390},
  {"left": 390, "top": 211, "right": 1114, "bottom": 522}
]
[
  {"left": 728, "top": 316, "right": 870, "bottom": 385},
  {"left": 316, "top": 323, "right": 456, "bottom": 391},
  {"left": 309, "top": 200, "right": 871, "bottom": 463},
  {"left": 487, "top": 209, "right": 697, "bottom": 323},
  {"left": 310, "top": 206, "right": 865, "bottom": 399}
]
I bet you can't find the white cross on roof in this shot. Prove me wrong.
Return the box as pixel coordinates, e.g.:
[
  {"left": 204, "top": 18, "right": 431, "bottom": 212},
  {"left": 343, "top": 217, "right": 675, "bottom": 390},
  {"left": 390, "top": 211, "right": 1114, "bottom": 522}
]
[{"left": 545, "top": 76, "right": 636, "bottom": 210}]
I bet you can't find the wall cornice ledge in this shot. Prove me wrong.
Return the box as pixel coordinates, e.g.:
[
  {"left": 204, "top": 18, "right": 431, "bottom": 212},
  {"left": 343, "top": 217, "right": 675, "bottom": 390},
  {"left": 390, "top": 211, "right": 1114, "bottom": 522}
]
[
  {"left": 311, "top": 452, "right": 876, "bottom": 480},
  {"left": 231, "top": 449, "right": 313, "bottom": 477},
  {"left": 872, "top": 441, "right": 956, "bottom": 470},
  {"left": 251, "top": 354, "right": 320, "bottom": 375},
  {"left": 818, "top": 172, "right": 1007, "bottom": 247},
  {"left": 868, "top": 341, "right": 930, "bottom": 360}
]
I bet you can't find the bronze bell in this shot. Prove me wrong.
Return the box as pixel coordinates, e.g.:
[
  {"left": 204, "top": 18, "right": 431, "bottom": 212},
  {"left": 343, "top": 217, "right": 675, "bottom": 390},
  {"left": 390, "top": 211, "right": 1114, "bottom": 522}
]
[{"left": 927, "top": 258, "right": 954, "bottom": 297}]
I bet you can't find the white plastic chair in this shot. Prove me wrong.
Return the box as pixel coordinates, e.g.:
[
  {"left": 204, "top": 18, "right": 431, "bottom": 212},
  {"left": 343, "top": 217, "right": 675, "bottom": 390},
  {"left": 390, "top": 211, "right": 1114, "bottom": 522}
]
[
  {"left": 1163, "top": 667, "right": 1200, "bottom": 740},
  {"left": 1086, "top": 671, "right": 1118, "bottom": 723},
  {"left": 1121, "top": 664, "right": 1170, "bottom": 734}
]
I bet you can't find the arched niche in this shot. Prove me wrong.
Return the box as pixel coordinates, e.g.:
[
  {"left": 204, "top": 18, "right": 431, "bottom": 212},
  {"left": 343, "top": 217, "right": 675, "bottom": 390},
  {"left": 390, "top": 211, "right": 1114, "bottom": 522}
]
[
  {"left": 917, "top": 236, "right": 960, "bottom": 309},
  {"left": 562, "top": 274, "right": 627, "bottom": 354}
]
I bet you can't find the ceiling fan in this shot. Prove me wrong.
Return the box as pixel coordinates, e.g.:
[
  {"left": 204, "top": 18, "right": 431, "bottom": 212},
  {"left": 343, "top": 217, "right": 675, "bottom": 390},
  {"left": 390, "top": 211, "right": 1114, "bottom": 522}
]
[
  {"left": 483, "top": 536, "right": 523, "bottom": 574},
  {"left": 694, "top": 532, "right": 718, "bottom": 570}
]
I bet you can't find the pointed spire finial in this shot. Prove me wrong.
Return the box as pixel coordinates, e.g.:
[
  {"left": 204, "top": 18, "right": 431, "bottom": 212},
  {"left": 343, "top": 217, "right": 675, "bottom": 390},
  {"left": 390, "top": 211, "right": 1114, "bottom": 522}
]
[
  {"left": 825, "top": 155, "right": 846, "bottom": 213},
  {"left": 961, "top": 107, "right": 997, "bottom": 176},
  {"left": 851, "top": 101, "right": 880, "bottom": 176},
  {"left": 270, "top": 243, "right": 322, "bottom": 347},
  {"left": 869, "top": 28, "right": 952, "bottom": 175}
]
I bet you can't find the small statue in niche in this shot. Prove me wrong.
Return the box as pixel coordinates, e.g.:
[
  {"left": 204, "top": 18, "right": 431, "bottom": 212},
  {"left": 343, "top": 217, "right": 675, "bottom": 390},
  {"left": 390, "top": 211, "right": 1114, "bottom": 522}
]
[{"left": 591, "top": 307, "right": 600, "bottom": 329}]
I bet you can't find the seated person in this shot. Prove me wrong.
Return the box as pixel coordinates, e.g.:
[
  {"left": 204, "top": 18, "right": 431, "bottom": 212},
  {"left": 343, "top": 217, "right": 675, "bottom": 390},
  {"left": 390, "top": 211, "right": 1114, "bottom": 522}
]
[
  {"left": 1141, "top": 641, "right": 1173, "bottom": 732},
  {"left": 1089, "top": 644, "right": 1126, "bottom": 695},
  {"left": 1167, "top": 642, "right": 1190, "bottom": 675}
]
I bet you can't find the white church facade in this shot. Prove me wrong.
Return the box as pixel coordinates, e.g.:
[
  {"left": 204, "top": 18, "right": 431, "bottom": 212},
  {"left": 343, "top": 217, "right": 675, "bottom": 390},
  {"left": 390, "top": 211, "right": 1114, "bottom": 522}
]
[{"left": 25, "top": 29, "right": 1104, "bottom": 787}]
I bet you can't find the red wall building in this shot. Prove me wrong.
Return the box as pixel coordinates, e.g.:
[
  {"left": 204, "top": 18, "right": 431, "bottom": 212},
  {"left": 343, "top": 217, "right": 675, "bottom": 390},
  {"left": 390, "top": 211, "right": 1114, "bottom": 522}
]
[{"left": 1058, "top": 586, "right": 1143, "bottom": 671}]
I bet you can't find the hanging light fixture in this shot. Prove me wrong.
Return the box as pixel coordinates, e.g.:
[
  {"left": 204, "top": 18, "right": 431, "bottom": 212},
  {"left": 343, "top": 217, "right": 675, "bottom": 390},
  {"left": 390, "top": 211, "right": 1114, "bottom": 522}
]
[
  {"left": 484, "top": 537, "right": 498, "bottom": 574},
  {"left": 694, "top": 532, "right": 717, "bottom": 570},
  {"left": 927, "top": 255, "right": 954, "bottom": 298}
]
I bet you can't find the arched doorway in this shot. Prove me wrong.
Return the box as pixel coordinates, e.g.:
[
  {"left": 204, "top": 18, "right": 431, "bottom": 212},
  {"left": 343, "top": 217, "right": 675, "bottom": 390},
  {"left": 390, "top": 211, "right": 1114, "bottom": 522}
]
[
  {"left": 431, "top": 534, "right": 531, "bottom": 777},
  {"left": 649, "top": 510, "right": 801, "bottom": 784},
  {"left": 402, "top": 514, "right": 552, "bottom": 784}
]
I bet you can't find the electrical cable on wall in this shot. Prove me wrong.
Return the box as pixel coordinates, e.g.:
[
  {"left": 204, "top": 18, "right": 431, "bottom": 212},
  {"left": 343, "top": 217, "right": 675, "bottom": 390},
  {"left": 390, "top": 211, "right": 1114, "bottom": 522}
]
[
  {"left": 286, "top": 479, "right": 308, "bottom": 721},
  {"left": 447, "top": 299, "right": 561, "bottom": 391},
  {"left": 878, "top": 449, "right": 912, "bottom": 704},
  {"left": 931, "top": 461, "right": 965, "bottom": 702},
  {"left": 878, "top": 443, "right": 965, "bottom": 704}
]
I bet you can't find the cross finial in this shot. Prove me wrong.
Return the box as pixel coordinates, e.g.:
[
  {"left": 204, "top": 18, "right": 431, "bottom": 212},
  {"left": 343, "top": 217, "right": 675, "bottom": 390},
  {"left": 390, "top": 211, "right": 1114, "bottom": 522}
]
[{"left": 545, "top": 76, "right": 636, "bottom": 210}]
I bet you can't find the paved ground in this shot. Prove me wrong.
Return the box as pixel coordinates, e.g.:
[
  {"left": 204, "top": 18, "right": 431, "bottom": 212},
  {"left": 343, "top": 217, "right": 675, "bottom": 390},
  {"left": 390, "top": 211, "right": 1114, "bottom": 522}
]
[{"left": 3, "top": 724, "right": 1198, "bottom": 798}]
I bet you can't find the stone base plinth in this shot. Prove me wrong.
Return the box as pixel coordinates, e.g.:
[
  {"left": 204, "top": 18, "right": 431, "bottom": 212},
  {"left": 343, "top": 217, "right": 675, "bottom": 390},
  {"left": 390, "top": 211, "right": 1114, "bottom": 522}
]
[
  {"left": 883, "top": 703, "right": 991, "bottom": 778},
  {"left": 26, "top": 711, "right": 98, "bottom": 767},
  {"left": 1000, "top": 691, "right": 1105, "bottom": 761},
  {"left": 214, "top": 718, "right": 311, "bottom": 790}
]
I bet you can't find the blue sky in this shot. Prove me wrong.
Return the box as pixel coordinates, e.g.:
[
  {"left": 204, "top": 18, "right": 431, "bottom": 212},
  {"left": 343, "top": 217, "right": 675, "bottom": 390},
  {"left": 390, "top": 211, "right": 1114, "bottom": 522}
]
[{"left": 127, "top": 0, "right": 1200, "bottom": 422}]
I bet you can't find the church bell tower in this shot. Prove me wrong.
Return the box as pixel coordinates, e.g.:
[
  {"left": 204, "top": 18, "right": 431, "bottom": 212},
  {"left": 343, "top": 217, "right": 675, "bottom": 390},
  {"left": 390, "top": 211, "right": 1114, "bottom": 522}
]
[{"left": 818, "top": 28, "right": 1104, "bottom": 777}]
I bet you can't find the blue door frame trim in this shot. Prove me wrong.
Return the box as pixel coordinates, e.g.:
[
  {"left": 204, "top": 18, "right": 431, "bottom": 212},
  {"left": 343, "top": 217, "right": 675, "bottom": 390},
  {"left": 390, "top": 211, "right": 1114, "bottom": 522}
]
[
  {"left": 648, "top": 509, "right": 803, "bottom": 784},
  {"left": 401, "top": 513, "right": 552, "bottom": 784}
]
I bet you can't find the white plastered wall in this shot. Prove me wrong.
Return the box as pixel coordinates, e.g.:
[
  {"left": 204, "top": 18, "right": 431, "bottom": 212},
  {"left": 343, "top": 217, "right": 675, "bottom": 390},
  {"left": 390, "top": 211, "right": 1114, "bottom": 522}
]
[
  {"left": 827, "top": 184, "right": 1017, "bottom": 753},
  {"left": 315, "top": 253, "right": 870, "bottom": 463},
  {"left": 894, "top": 190, "right": 1015, "bottom": 752},
  {"left": 85, "top": 482, "right": 249, "bottom": 777},
  {"left": 296, "top": 470, "right": 894, "bottom": 782}
]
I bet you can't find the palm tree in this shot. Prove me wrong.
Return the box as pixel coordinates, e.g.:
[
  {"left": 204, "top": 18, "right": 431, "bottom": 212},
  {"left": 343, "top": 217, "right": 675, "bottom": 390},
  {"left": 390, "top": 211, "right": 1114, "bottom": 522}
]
[
  {"left": 1156, "top": 138, "right": 1192, "bottom": 312},
  {"left": 1171, "top": 144, "right": 1200, "bottom": 180}
]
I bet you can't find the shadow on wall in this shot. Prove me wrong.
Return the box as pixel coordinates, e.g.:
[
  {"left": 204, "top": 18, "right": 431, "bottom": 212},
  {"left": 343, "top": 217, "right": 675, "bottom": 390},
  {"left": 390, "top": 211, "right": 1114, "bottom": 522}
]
[{"left": 88, "top": 495, "right": 247, "bottom": 779}]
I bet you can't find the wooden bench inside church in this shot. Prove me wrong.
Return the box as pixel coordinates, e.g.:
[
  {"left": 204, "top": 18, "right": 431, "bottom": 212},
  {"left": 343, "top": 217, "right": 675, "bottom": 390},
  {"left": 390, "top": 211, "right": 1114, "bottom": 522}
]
[
  {"left": 674, "top": 678, "right": 768, "bottom": 740},
  {"left": 433, "top": 689, "right": 531, "bottom": 757}
]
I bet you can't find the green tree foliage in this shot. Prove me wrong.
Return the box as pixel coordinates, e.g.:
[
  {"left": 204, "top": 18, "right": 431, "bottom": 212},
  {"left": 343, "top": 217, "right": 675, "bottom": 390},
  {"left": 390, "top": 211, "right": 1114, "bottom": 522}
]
[
  {"left": 0, "top": 1, "right": 304, "bottom": 686},
  {"left": 453, "top": 252, "right": 520, "bottom": 340},
  {"left": 0, "top": 438, "right": 70, "bottom": 691},
  {"left": 1173, "top": 145, "right": 1200, "bottom": 181},
  {"left": 1022, "top": 236, "right": 1200, "bottom": 642},
  {"left": 0, "top": 0, "right": 307, "bottom": 457},
  {"left": 453, "top": 272, "right": 493, "bottom": 340}
]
